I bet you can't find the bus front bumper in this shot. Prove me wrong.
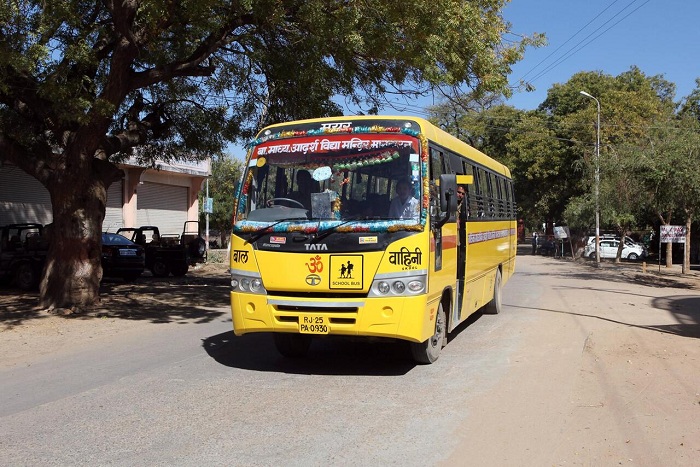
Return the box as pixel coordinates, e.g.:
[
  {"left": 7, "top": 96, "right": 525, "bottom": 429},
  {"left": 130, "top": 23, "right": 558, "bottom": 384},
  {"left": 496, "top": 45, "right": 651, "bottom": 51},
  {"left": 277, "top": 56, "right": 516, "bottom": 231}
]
[{"left": 230, "top": 291, "right": 435, "bottom": 344}]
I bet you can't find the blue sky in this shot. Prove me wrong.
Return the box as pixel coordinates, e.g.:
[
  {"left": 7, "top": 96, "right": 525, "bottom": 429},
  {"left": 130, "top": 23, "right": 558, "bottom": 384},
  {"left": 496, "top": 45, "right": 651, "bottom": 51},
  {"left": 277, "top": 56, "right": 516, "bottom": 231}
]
[
  {"left": 381, "top": 0, "right": 700, "bottom": 114},
  {"left": 227, "top": 0, "right": 698, "bottom": 157},
  {"left": 503, "top": 0, "right": 699, "bottom": 109}
]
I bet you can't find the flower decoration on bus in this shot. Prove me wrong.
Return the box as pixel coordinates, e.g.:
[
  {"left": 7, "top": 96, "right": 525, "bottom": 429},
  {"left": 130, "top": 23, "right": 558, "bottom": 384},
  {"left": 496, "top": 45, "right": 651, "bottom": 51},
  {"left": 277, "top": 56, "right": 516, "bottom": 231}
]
[
  {"left": 245, "top": 125, "right": 420, "bottom": 148},
  {"left": 332, "top": 150, "right": 400, "bottom": 170}
]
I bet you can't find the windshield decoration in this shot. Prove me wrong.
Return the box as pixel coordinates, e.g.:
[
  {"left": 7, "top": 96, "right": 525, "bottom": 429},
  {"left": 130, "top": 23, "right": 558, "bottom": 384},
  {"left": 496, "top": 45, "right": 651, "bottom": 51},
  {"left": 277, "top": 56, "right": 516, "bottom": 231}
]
[{"left": 232, "top": 125, "right": 429, "bottom": 235}]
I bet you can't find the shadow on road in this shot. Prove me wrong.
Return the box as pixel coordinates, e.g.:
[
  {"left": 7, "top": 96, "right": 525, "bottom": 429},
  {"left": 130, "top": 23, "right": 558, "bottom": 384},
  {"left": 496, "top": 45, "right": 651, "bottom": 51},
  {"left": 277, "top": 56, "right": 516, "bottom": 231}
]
[
  {"left": 506, "top": 302, "right": 700, "bottom": 339},
  {"left": 0, "top": 268, "right": 230, "bottom": 328},
  {"left": 202, "top": 331, "right": 417, "bottom": 376}
]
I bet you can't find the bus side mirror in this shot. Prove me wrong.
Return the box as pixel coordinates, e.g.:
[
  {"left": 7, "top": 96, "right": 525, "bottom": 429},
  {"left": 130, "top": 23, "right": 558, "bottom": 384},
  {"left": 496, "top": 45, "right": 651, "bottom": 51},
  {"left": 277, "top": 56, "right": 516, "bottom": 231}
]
[
  {"left": 439, "top": 174, "right": 457, "bottom": 213},
  {"left": 433, "top": 174, "right": 458, "bottom": 229}
]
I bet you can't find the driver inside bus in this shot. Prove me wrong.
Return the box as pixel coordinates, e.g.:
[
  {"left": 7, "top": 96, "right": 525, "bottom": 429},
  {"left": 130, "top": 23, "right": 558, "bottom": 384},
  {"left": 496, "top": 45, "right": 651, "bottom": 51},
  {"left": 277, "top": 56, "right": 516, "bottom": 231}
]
[
  {"left": 388, "top": 178, "right": 419, "bottom": 220},
  {"left": 290, "top": 170, "right": 313, "bottom": 211}
]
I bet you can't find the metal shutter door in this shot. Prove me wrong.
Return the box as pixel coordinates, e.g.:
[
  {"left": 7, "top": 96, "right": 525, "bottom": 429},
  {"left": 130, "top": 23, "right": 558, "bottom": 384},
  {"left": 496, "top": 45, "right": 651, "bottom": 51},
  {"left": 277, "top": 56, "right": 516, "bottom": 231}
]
[
  {"left": 136, "top": 182, "right": 188, "bottom": 235},
  {"left": 0, "top": 165, "right": 53, "bottom": 225},
  {"left": 103, "top": 180, "right": 123, "bottom": 232}
]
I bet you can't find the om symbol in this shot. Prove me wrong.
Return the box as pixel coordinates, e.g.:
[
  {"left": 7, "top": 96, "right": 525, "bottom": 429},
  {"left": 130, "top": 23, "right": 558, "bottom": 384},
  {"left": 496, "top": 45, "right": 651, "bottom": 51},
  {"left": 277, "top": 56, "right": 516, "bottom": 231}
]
[{"left": 306, "top": 255, "right": 323, "bottom": 273}]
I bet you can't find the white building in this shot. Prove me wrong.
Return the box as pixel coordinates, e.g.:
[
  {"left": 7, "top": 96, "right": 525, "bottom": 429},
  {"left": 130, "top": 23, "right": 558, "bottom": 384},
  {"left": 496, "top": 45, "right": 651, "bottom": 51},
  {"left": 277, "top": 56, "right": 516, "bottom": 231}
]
[{"left": 0, "top": 157, "right": 210, "bottom": 234}]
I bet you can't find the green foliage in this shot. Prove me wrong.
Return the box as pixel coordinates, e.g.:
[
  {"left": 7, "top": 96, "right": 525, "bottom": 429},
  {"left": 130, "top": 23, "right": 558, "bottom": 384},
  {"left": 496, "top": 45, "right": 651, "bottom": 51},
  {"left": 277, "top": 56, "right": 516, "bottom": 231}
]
[
  {"left": 428, "top": 66, "right": 700, "bottom": 242},
  {"left": 199, "top": 155, "right": 245, "bottom": 245},
  {"left": 0, "top": 0, "right": 537, "bottom": 307},
  {"left": 1, "top": 0, "right": 537, "bottom": 167}
]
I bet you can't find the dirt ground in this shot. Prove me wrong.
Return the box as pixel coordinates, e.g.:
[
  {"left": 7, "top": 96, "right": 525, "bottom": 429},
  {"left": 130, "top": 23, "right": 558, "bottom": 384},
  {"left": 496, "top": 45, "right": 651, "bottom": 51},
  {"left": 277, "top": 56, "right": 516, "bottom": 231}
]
[
  {"left": 2, "top": 255, "right": 698, "bottom": 368},
  {"left": 0, "top": 262, "right": 232, "bottom": 368}
]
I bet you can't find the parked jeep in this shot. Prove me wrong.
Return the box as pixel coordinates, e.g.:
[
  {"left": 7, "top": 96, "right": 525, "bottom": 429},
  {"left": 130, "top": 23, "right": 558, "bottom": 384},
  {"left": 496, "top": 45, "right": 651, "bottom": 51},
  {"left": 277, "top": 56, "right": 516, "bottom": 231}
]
[
  {"left": 0, "top": 223, "right": 48, "bottom": 290},
  {"left": 116, "top": 222, "right": 206, "bottom": 277}
]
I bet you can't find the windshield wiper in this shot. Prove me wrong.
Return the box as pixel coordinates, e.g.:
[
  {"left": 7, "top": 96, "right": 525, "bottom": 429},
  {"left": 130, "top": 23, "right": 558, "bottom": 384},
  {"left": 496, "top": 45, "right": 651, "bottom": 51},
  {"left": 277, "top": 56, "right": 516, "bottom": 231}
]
[
  {"left": 244, "top": 217, "right": 308, "bottom": 245},
  {"left": 312, "top": 218, "right": 366, "bottom": 242}
]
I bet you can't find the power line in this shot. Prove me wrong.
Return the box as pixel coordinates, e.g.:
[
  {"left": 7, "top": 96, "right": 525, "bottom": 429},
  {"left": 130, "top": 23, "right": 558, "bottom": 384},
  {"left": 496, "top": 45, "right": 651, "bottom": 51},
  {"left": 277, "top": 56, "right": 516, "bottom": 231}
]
[
  {"left": 526, "top": 0, "right": 651, "bottom": 86},
  {"left": 514, "top": 0, "right": 625, "bottom": 84}
]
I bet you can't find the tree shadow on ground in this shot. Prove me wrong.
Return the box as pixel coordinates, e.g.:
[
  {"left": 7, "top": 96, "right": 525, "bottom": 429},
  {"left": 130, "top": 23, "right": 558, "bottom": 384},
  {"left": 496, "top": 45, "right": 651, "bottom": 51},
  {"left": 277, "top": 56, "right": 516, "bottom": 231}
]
[
  {"left": 648, "top": 295, "right": 700, "bottom": 337},
  {"left": 506, "top": 301, "right": 700, "bottom": 340},
  {"left": 0, "top": 265, "right": 231, "bottom": 328}
]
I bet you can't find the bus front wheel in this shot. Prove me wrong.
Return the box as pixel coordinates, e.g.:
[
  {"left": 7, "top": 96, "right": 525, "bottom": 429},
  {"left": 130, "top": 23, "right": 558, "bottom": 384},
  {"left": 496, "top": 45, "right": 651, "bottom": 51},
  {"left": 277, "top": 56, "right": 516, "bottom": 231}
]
[
  {"left": 410, "top": 302, "right": 446, "bottom": 364},
  {"left": 484, "top": 269, "right": 502, "bottom": 315},
  {"left": 273, "top": 333, "right": 312, "bottom": 358}
]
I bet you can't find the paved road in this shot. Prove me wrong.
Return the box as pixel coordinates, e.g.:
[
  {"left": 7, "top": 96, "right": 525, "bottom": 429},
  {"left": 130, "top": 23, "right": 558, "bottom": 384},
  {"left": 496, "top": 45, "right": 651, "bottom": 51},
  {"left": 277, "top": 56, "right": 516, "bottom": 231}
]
[{"left": 1, "top": 254, "right": 698, "bottom": 466}]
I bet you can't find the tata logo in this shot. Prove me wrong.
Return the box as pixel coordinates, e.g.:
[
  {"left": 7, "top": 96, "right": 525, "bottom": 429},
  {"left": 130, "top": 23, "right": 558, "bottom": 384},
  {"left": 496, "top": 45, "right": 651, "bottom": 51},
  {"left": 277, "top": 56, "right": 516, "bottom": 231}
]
[
  {"left": 305, "top": 274, "right": 322, "bottom": 286},
  {"left": 305, "top": 244, "right": 328, "bottom": 251}
]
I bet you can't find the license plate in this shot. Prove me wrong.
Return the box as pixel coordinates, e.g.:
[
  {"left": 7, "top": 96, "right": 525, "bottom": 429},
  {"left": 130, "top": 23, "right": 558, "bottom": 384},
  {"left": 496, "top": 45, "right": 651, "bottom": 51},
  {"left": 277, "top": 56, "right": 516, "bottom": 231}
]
[
  {"left": 298, "top": 314, "right": 329, "bottom": 334},
  {"left": 119, "top": 249, "right": 137, "bottom": 256}
]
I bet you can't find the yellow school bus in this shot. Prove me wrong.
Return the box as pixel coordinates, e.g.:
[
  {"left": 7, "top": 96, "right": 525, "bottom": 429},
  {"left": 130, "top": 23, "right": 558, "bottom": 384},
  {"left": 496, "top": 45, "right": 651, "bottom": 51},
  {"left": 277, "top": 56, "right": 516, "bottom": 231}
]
[{"left": 229, "top": 116, "right": 516, "bottom": 363}]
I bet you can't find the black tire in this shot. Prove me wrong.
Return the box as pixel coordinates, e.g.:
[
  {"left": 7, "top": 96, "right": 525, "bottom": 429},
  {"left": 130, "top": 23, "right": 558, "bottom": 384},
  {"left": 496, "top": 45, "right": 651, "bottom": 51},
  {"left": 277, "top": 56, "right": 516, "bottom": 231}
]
[
  {"left": 484, "top": 269, "right": 502, "bottom": 315},
  {"left": 410, "top": 302, "right": 446, "bottom": 364},
  {"left": 171, "top": 263, "right": 189, "bottom": 277},
  {"left": 627, "top": 253, "right": 638, "bottom": 260},
  {"left": 273, "top": 333, "right": 312, "bottom": 358},
  {"left": 188, "top": 237, "right": 206, "bottom": 259},
  {"left": 14, "top": 262, "right": 37, "bottom": 291},
  {"left": 151, "top": 260, "right": 170, "bottom": 277}
]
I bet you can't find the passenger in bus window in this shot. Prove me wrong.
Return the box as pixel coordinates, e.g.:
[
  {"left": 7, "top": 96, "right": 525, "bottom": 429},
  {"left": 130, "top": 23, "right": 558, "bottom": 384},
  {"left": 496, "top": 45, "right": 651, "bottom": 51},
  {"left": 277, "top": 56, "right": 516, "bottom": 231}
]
[
  {"left": 457, "top": 186, "right": 468, "bottom": 216},
  {"left": 388, "top": 178, "right": 419, "bottom": 219}
]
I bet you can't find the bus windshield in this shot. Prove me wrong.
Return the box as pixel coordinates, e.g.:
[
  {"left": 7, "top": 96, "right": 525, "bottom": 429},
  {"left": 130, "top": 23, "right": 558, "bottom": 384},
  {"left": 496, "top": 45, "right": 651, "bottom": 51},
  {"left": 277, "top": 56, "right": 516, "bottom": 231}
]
[{"left": 235, "top": 133, "right": 425, "bottom": 232}]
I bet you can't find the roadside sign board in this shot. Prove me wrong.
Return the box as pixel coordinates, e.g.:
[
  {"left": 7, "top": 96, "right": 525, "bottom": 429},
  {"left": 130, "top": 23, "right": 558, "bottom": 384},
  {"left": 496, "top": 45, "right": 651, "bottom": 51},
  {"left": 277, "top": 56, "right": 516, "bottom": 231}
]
[
  {"left": 553, "top": 226, "right": 569, "bottom": 239},
  {"left": 660, "top": 225, "right": 686, "bottom": 243},
  {"left": 204, "top": 197, "right": 213, "bottom": 214}
]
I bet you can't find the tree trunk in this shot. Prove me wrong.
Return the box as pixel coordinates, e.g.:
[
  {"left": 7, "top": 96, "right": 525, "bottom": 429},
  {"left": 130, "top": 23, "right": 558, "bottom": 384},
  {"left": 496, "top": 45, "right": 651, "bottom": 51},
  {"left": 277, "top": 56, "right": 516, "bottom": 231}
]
[
  {"left": 683, "top": 214, "right": 692, "bottom": 274},
  {"left": 658, "top": 213, "right": 673, "bottom": 269},
  {"left": 38, "top": 165, "right": 111, "bottom": 311}
]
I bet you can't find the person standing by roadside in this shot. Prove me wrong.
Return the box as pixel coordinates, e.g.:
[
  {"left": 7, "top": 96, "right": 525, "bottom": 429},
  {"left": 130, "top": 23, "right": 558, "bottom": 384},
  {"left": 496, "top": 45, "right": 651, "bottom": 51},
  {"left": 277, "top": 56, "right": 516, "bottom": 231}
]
[{"left": 532, "top": 232, "right": 538, "bottom": 255}]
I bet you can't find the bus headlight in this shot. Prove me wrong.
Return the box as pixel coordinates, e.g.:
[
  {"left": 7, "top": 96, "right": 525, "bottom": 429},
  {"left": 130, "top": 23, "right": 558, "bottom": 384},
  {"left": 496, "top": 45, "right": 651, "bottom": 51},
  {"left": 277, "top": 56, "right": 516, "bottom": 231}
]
[
  {"left": 377, "top": 281, "right": 390, "bottom": 294},
  {"left": 369, "top": 274, "right": 426, "bottom": 297},
  {"left": 250, "top": 278, "right": 264, "bottom": 293},
  {"left": 230, "top": 270, "right": 267, "bottom": 295}
]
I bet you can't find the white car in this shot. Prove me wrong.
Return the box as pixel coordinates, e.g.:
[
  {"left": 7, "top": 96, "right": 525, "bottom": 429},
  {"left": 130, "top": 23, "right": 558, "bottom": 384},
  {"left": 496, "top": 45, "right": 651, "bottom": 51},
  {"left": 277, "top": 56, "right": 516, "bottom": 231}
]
[
  {"left": 586, "top": 235, "right": 640, "bottom": 248},
  {"left": 584, "top": 239, "right": 646, "bottom": 260}
]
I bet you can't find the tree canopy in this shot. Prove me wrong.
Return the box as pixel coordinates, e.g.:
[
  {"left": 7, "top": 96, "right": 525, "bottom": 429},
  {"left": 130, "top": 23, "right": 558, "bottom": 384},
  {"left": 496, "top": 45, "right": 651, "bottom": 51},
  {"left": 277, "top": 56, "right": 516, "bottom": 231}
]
[
  {"left": 0, "top": 0, "right": 538, "bottom": 309},
  {"left": 429, "top": 67, "right": 700, "bottom": 269}
]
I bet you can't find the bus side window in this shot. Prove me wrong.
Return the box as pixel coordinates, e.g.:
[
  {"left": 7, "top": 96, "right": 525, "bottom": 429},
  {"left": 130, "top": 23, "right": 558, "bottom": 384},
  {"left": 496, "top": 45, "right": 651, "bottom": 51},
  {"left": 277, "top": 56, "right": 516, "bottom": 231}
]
[
  {"left": 484, "top": 172, "right": 495, "bottom": 218},
  {"left": 473, "top": 167, "right": 486, "bottom": 218},
  {"left": 495, "top": 176, "right": 505, "bottom": 218}
]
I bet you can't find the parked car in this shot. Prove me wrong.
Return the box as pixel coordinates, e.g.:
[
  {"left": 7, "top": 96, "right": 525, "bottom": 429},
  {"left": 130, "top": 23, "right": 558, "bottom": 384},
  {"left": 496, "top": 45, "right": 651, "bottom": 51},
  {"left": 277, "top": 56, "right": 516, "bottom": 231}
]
[
  {"left": 584, "top": 239, "right": 647, "bottom": 260},
  {"left": 101, "top": 233, "right": 145, "bottom": 281},
  {"left": 586, "top": 235, "right": 641, "bottom": 248},
  {"left": 0, "top": 223, "right": 48, "bottom": 290}
]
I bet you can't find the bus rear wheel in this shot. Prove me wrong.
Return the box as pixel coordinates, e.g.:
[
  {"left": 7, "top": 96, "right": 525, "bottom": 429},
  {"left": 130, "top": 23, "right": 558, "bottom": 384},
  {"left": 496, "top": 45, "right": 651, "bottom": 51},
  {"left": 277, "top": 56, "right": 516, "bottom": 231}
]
[
  {"left": 273, "top": 333, "right": 312, "bottom": 358},
  {"left": 410, "top": 302, "right": 446, "bottom": 364},
  {"left": 484, "top": 269, "right": 502, "bottom": 315}
]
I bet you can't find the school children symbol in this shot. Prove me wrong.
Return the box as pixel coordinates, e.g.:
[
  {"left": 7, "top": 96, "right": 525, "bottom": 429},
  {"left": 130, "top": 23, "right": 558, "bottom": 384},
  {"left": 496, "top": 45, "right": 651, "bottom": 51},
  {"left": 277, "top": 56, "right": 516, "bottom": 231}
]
[
  {"left": 329, "top": 255, "right": 363, "bottom": 290},
  {"left": 339, "top": 261, "right": 354, "bottom": 279}
]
